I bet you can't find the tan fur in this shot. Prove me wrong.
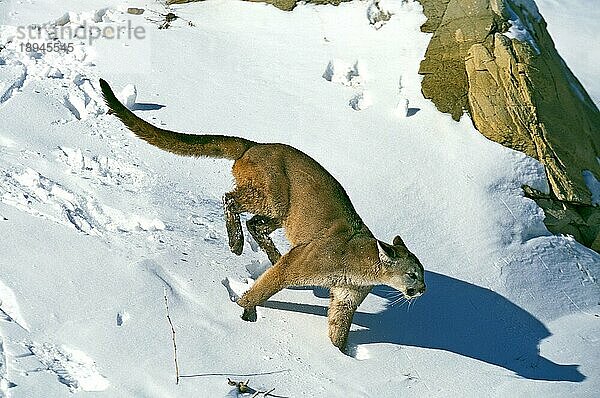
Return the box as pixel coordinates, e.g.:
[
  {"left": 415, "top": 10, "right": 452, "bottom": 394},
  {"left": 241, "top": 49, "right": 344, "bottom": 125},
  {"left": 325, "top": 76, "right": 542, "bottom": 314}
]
[
  {"left": 99, "top": 79, "right": 254, "bottom": 159},
  {"left": 101, "top": 79, "right": 426, "bottom": 352}
]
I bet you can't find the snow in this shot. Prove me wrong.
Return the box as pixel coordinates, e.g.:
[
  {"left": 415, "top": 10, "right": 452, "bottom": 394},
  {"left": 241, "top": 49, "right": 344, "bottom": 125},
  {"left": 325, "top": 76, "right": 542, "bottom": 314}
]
[
  {"left": 0, "top": 280, "right": 29, "bottom": 331},
  {"left": 322, "top": 59, "right": 366, "bottom": 87},
  {"left": 118, "top": 84, "right": 137, "bottom": 110},
  {"left": 24, "top": 343, "right": 110, "bottom": 392},
  {"left": 582, "top": 169, "right": 600, "bottom": 206},
  {"left": 0, "top": 0, "right": 599, "bottom": 397},
  {"left": 394, "top": 97, "right": 409, "bottom": 118},
  {"left": 503, "top": 0, "right": 541, "bottom": 54},
  {"left": 535, "top": 0, "right": 600, "bottom": 107}
]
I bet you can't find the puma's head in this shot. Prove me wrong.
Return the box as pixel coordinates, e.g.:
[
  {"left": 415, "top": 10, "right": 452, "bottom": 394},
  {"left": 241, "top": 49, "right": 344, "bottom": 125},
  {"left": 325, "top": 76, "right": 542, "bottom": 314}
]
[{"left": 377, "top": 235, "right": 426, "bottom": 299}]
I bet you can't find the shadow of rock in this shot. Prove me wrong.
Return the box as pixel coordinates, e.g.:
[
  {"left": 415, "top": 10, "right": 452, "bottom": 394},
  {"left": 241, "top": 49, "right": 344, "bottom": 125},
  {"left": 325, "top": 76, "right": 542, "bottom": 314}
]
[
  {"left": 407, "top": 107, "right": 420, "bottom": 116},
  {"left": 262, "top": 271, "right": 585, "bottom": 382},
  {"left": 131, "top": 103, "right": 165, "bottom": 111}
]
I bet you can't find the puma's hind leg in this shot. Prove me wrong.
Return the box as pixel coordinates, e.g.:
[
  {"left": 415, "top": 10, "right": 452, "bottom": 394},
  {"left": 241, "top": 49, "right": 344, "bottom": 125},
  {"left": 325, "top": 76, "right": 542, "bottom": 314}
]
[
  {"left": 223, "top": 182, "right": 274, "bottom": 256},
  {"left": 223, "top": 192, "right": 244, "bottom": 255},
  {"left": 247, "top": 215, "right": 282, "bottom": 264},
  {"left": 328, "top": 286, "right": 371, "bottom": 352}
]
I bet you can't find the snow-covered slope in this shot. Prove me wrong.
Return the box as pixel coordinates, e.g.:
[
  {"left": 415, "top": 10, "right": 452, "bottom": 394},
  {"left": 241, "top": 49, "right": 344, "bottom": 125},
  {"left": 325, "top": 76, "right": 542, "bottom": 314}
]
[
  {"left": 536, "top": 0, "right": 600, "bottom": 107},
  {"left": 1, "top": 1, "right": 598, "bottom": 397}
]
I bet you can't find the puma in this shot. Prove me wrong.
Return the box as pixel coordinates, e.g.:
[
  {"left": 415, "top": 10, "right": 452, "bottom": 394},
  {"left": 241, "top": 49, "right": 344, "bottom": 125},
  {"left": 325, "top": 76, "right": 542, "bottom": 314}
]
[{"left": 100, "top": 79, "right": 426, "bottom": 352}]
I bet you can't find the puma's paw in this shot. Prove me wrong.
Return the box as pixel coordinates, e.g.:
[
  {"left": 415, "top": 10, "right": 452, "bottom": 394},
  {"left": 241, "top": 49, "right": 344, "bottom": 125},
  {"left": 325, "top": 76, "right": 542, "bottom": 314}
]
[
  {"left": 241, "top": 307, "right": 257, "bottom": 322},
  {"left": 230, "top": 239, "right": 244, "bottom": 255},
  {"left": 222, "top": 277, "right": 254, "bottom": 302}
]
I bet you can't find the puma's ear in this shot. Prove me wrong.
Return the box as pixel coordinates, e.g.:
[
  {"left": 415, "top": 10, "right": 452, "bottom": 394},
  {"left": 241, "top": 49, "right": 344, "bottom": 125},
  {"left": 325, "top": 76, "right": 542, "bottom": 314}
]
[
  {"left": 377, "top": 240, "right": 396, "bottom": 262},
  {"left": 393, "top": 235, "right": 405, "bottom": 247}
]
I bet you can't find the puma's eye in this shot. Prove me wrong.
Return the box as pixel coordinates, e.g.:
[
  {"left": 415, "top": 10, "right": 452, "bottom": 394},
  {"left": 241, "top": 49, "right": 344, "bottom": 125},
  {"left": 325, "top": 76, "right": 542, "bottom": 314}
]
[{"left": 408, "top": 272, "right": 418, "bottom": 280}]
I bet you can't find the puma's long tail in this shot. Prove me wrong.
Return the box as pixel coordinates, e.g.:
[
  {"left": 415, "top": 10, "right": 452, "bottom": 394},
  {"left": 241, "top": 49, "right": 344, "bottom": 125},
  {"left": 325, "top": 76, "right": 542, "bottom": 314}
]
[{"left": 99, "top": 79, "right": 256, "bottom": 160}]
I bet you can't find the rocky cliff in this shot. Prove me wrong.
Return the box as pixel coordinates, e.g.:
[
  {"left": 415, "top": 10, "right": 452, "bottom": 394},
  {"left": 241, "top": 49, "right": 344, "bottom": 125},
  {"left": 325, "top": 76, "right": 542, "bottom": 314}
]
[
  {"left": 418, "top": 0, "right": 600, "bottom": 251},
  {"left": 167, "top": 0, "right": 350, "bottom": 12}
]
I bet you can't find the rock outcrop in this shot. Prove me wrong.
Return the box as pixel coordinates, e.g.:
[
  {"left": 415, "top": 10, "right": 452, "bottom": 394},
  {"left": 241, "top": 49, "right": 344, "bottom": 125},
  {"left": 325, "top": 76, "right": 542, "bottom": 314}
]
[
  {"left": 166, "top": 0, "right": 350, "bottom": 12},
  {"left": 418, "top": 0, "right": 600, "bottom": 251},
  {"left": 523, "top": 186, "right": 600, "bottom": 251}
]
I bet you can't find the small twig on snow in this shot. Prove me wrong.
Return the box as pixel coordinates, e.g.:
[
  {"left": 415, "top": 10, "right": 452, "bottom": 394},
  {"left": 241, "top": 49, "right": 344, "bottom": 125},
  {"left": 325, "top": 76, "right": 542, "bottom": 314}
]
[
  {"left": 146, "top": 3, "right": 195, "bottom": 29},
  {"left": 227, "top": 378, "right": 288, "bottom": 398},
  {"left": 164, "top": 289, "right": 180, "bottom": 384},
  {"left": 179, "top": 369, "right": 290, "bottom": 378}
]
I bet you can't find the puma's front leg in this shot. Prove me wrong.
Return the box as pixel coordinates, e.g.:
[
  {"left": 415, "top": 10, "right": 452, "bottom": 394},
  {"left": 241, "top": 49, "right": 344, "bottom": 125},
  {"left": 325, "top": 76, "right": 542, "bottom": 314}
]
[
  {"left": 236, "top": 263, "right": 287, "bottom": 322},
  {"left": 236, "top": 245, "right": 305, "bottom": 321},
  {"left": 328, "top": 286, "right": 371, "bottom": 352}
]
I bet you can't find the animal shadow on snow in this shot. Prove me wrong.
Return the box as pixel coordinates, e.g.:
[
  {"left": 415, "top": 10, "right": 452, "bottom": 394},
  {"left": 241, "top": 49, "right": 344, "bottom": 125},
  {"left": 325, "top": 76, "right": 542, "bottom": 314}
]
[{"left": 263, "top": 271, "right": 584, "bottom": 382}]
